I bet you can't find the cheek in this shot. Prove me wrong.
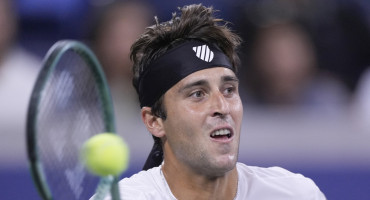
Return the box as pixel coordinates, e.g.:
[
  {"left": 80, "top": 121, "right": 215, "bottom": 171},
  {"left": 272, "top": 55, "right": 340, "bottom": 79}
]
[
  {"left": 231, "top": 98, "right": 243, "bottom": 124},
  {"left": 164, "top": 113, "right": 200, "bottom": 158},
  {"left": 165, "top": 104, "right": 194, "bottom": 136},
  {"left": 164, "top": 103, "right": 206, "bottom": 147},
  {"left": 183, "top": 104, "right": 207, "bottom": 118},
  {"left": 232, "top": 98, "right": 243, "bottom": 112},
  {"left": 169, "top": 99, "right": 207, "bottom": 122}
]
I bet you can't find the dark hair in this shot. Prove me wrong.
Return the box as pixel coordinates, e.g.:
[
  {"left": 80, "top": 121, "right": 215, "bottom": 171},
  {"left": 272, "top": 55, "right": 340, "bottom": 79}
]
[{"left": 130, "top": 4, "right": 241, "bottom": 119}]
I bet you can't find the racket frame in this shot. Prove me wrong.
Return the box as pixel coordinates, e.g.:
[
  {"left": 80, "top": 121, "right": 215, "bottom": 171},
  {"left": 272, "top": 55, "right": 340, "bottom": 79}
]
[{"left": 26, "top": 40, "right": 118, "bottom": 200}]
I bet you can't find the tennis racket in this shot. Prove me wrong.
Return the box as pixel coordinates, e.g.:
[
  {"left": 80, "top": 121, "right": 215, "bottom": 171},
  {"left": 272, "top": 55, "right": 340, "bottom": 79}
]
[{"left": 27, "top": 40, "right": 121, "bottom": 200}]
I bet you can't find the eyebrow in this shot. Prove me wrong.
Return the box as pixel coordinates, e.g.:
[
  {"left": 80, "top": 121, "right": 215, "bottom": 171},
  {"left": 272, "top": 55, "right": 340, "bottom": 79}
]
[
  {"left": 178, "top": 79, "right": 208, "bottom": 93},
  {"left": 178, "top": 75, "right": 239, "bottom": 93},
  {"left": 222, "top": 75, "right": 239, "bottom": 83}
]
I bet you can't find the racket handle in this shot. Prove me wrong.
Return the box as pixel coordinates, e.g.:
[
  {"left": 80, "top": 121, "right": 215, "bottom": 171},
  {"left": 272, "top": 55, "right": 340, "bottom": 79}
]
[
  {"left": 110, "top": 176, "right": 121, "bottom": 200},
  {"left": 93, "top": 175, "right": 119, "bottom": 200}
]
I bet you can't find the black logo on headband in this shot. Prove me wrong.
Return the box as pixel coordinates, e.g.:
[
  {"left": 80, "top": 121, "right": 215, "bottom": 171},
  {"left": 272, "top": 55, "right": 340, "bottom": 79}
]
[{"left": 192, "top": 45, "right": 214, "bottom": 62}]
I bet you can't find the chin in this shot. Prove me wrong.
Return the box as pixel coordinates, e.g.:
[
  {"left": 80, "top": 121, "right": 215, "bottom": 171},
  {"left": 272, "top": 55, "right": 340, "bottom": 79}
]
[
  {"left": 210, "top": 165, "right": 236, "bottom": 177},
  {"left": 209, "top": 158, "right": 237, "bottom": 176}
]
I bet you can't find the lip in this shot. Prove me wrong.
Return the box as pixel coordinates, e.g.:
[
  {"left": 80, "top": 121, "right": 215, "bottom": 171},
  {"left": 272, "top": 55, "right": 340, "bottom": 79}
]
[{"left": 209, "top": 126, "right": 234, "bottom": 143}]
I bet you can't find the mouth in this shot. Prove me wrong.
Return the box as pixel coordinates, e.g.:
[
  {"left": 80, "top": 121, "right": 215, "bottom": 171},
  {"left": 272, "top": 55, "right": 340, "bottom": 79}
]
[{"left": 210, "top": 128, "right": 233, "bottom": 140}]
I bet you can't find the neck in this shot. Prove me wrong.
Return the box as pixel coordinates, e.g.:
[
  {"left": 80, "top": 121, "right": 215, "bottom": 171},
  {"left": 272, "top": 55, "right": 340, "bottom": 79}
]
[{"left": 161, "top": 160, "right": 238, "bottom": 200}]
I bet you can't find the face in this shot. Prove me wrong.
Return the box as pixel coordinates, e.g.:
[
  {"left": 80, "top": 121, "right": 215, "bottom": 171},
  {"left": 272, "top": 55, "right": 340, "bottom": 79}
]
[
  {"left": 0, "top": 0, "right": 16, "bottom": 53},
  {"left": 253, "top": 24, "right": 315, "bottom": 95},
  {"left": 96, "top": 2, "right": 150, "bottom": 80},
  {"left": 162, "top": 67, "right": 243, "bottom": 176}
]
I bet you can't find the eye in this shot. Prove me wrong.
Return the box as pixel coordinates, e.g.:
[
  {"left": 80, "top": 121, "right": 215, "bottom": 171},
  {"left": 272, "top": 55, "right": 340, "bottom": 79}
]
[
  {"left": 226, "top": 87, "right": 234, "bottom": 93},
  {"left": 190, "top": 90, "right": 205, "bottom": 98},
  {"left": 224, "top": 86, "right": 236, "bottom": 96}
]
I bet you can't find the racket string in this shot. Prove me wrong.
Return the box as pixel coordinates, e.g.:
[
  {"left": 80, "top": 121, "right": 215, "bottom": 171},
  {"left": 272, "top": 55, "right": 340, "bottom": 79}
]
[{"left": 37, "top": 49, "right": 107, "bottom": 199}]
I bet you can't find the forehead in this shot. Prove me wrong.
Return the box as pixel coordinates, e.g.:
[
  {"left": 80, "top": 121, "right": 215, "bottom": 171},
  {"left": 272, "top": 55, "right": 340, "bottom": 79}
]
[{"left": 173, "top": 67, "right": 237, "bottom": 89}]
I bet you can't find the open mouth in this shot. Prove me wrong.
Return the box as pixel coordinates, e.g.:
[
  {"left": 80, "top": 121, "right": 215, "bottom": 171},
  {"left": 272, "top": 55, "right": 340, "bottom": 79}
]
[{"left": 210, "top": 128, "right": 232, "bottom": 139}]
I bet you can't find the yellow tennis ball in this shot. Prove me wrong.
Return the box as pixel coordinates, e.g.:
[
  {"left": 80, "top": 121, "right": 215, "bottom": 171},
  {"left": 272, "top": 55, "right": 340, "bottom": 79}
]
[{"left": 81, "top": 133, "right": 129, "bottom": 176}]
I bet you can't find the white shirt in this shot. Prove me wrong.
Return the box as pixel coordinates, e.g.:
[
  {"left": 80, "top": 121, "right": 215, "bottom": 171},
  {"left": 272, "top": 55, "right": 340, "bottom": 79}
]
[{"left": 101, "top": 162, "right": 326, "bottom": 200}]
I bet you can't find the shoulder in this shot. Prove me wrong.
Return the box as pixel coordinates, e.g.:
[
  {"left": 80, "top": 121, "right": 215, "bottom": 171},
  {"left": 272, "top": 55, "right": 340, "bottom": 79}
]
[
  {"left": 237, "top": 162, "right": 304, "bottom": 178},
  {"left": 114, "top": 166, "right": 169, "bottom": 200},
  {"left": 236, "top": 163, "right": 326, "bottom": 200}
]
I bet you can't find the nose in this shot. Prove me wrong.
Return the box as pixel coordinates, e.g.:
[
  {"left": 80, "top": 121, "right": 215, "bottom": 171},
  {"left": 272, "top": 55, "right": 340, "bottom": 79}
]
[{"left": 211, "top": 91, "right": 230, "bottom": 117}]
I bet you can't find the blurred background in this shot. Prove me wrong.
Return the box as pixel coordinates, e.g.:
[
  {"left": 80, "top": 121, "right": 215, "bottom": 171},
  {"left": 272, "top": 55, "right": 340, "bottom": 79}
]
[{"left": 0, "top": 0, "right": 369, "bottom": 199}]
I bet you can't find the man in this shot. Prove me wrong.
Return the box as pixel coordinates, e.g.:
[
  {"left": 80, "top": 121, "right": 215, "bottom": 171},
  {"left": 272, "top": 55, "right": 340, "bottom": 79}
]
[{"left": 110, "top": 4, "right": 326, "bottom": 199}]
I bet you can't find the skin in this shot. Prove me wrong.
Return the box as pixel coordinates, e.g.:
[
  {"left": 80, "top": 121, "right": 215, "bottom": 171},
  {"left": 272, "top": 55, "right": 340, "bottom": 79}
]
[
  {"left": 94, "top": 2, "right": 151, "bottom": 83},
  {"left": 252, "top": 24, "right": 316, "bottom": 104},
  {"left": 0, "top": 0, "right": 16, "bottom": 63},
  {"left": 141, "top": 67, "right": 243, "bottom": 199}
]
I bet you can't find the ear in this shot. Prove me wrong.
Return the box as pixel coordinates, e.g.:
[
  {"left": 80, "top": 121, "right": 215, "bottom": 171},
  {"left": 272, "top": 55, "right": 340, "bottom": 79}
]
[{"left": 141, "top": 107, "right": 166, "bottom": 138}]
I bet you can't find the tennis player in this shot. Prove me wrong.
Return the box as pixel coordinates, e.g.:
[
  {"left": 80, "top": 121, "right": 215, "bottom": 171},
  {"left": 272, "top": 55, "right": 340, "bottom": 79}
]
[{"left": 111, "top": 4, "right": 326, "bottom": 199}]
